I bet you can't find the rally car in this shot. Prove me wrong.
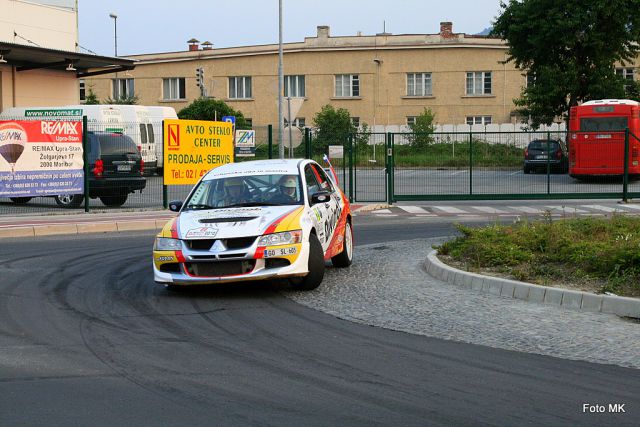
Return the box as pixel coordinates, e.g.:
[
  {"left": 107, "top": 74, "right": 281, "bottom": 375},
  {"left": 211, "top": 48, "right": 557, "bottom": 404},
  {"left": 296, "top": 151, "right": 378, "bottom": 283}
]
[{"left": 153, "top": 159, "right": 353, "bottom": 290}]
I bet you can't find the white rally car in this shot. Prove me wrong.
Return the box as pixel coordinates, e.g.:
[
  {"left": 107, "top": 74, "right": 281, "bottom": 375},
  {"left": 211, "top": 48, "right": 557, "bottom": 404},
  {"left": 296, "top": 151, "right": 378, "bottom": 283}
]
[{"left": 153, "top": 159, "right": 353, "bottom": 290}]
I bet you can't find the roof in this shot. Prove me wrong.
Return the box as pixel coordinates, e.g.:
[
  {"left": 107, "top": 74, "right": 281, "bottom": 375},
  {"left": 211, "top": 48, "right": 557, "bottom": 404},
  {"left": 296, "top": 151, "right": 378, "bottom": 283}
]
[
  {"left": 0, "top": 41, "right": 135, "bottom": 78},
  {"left": 205, "top": 159, "right": 308, "bottom": 179},
  {"left": 582, "top": 99, "right": 640, "bottom": 106}
]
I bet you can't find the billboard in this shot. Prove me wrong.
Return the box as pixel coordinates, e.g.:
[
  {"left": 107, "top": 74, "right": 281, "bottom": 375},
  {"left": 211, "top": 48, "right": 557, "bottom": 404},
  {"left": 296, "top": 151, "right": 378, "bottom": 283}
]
[
  {"left": 163, "top": 119, "right": 234, "bottom": 185},
  {"left": 0, "top": 120, "right": 83, "bottom": 197}
]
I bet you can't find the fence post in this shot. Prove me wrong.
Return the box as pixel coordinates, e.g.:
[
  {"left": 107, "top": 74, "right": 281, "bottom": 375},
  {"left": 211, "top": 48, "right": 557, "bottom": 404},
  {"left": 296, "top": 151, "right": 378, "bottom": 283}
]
[
  {"left": 348, "top": 134, "right": 354, "bottom": 203},
  {"left": 387, "top": 132, "right": 394, "bottom": 205},
  {"left": 469, "top": 130, "right": 473, "bottom": 195},
  {"left": 623, "top": 128, "right": 629, "bottom": 202},
  {"left": 546, "top": 131, "right": 551, "bottom": 195},
  {"left": 268, "top": 124, "right": 273, "bottom": 159},
  {"left": 82, "top": 115, "right": 89, "bottom": 212},
  {"left": 162, "top": 119, "right": 168, "bottom": 209}
]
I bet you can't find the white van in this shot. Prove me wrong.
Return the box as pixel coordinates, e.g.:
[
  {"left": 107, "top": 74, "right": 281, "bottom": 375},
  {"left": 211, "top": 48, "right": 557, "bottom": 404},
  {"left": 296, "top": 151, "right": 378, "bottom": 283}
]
[
  {"left": 146, "top": 106, "right": 178, "bottom": 174},
  {"left": 0, "top": 105, "right": 159, "bottom": 174}
]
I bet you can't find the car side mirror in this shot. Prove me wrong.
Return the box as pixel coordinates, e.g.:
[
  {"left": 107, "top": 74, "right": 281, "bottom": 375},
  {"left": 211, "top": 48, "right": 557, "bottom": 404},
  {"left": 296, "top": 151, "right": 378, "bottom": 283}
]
[
  {"left": 168, "top": 200, "right": 183, "bottom": 212},
  {"left": 311, "top": 191, "right": 331, "bottom": 205}
]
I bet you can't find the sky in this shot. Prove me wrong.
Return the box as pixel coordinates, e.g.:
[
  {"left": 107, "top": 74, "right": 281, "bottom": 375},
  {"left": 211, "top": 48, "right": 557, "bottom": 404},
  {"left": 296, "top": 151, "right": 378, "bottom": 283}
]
[{"left": 77, "top": 0, "right": 505, "bottom": 57}]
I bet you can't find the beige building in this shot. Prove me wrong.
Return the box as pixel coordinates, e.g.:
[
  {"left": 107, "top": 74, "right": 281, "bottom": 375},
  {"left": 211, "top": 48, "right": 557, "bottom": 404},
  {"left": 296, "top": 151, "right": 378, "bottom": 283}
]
[
  {"left": 84, "top": 22, "right": 638, "bottom": 130},
  {"left": 0, "top": 0, "right": 132, "bottom": 112}
]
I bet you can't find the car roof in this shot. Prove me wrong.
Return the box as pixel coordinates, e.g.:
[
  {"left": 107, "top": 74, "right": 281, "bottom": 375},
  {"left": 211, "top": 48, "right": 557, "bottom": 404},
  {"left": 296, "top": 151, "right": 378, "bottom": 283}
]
[{"left": 203, "top": 159, "right": 310, "bottom": 180}]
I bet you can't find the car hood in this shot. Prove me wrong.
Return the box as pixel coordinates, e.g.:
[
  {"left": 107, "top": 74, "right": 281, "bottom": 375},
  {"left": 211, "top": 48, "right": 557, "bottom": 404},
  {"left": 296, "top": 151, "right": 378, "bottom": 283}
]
[{"left": 176, "top": 205, "right": 302, "bottom": 239}]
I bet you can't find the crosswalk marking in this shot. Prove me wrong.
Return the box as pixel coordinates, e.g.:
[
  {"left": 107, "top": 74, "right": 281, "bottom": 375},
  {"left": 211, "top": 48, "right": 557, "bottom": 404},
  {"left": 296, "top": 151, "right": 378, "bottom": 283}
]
[
  {"left": 374, "top": 209, "right": 393, "bottom": 214},
  {"left": 398, "top": 206, "right": 430, "bottom": 214},
  {"left": 509, "top": 206, "right": 546, "bottom": 214},
  {"left": 472, "top": 206, "right": 509, "bottom": 214},
  {"left": 545, "top": 205, "right": 589, "bottom": 213},
  {"left": 432, "top": 206, "right": 467, "bottom": 214},
  {"left": 582, "top": 205, "right": 622, "bottom": 213},
  {"left": 618, "top": 204, "right": 640, "bottom": 211}
]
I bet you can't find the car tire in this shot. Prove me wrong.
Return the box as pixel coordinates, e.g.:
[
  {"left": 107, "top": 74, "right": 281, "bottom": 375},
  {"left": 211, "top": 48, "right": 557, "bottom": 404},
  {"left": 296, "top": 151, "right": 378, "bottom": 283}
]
[
  {"left": 291, "top": 233, "right": 325, "bottom": 291},
  {"left": 10, "top": 197, "right": 32, "bottom": 204},
  {"left": 55, "top": 194, "right": 84, "bottom": 208},
  {"left": 100, "top": 194, "right": 128, "bottom": 207},
  {"left": 331, "top": 221, "right": 353, "bottom": 268},
  {"left": 523, "top": 167, "right": 530, "bottom": 174}
]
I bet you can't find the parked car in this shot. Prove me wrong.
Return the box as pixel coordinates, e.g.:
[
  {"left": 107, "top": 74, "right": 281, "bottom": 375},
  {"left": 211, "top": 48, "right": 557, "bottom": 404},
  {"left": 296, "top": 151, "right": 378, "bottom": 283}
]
[
  {"left": 152, "top": 159, "right": 353, "bottom": 291},
  {"left": 523, "top": 139, "right": 568, "bottom": 174},
  {"left": 10, "top": 132, "right": 146, "bottom": 208}
]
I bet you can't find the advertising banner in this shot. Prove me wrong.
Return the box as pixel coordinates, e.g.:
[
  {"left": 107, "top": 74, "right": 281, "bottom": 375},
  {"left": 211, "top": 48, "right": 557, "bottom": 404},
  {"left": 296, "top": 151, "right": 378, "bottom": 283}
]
[
  {"left": 163, "top": 119, "right": 234, "bottom": 185},
  {"left": 0, "top": 120, "right": 84, "bottom": 197},
  {"left": 235, "top": 129, "right": 256, "bottom": 157}
]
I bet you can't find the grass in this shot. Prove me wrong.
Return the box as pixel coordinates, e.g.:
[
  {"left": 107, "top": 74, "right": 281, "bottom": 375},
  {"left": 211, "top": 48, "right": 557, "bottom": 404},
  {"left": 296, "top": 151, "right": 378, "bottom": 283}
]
[{"left": 435, "top": 213, "right": 640, "bottom": 297}]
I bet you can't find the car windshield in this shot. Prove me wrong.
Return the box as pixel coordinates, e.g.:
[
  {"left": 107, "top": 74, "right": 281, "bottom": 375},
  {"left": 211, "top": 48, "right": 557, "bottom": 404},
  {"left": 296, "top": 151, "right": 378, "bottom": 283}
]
[
  {"left": 529, "top": 141, "right": 560, "bottom": 150},
  {"left": 184, "top": 173, "right": 304, "bottom": 210}
]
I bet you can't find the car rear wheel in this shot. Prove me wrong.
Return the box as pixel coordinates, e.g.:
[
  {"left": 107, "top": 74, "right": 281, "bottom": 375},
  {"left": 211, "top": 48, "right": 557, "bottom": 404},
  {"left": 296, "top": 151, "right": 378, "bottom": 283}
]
[
  {"left": 100, "top": 194, "right": 128, "bottom": 207},
  {"left": 291, "top": 233, "right": 325, "bottom": 291},
  {"left": 331, "top": 222, "right": 353, "bottom": 267},
  {"left": 10, "top": 197, "right": 32, "bottom": 204},
  {"left": 55, "top": 194, "right": 84, "bottom": 208},
  {"left": 523, "top": 167, "right": 531, "bottom": 174}
]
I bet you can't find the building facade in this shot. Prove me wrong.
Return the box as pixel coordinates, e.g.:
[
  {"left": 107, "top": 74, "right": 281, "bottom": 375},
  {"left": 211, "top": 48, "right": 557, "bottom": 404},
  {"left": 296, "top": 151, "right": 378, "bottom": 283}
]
[{"left": 84, "top": 23, "right": 638, "bottom": 130}]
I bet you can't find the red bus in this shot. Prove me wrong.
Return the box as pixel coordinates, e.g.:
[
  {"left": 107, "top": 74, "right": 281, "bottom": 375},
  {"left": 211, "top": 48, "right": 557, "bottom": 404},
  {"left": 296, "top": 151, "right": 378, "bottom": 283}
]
[{"left": 569, "top": 99, "right": 640, "bottom": 178}]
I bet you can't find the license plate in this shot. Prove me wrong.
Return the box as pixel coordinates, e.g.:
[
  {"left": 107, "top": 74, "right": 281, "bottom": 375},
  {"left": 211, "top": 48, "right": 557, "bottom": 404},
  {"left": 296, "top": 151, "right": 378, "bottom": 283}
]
[
  {"left": 536, "top": 155, "right": 548, "bottom": 160},
  {"left": 264, "top": 247, "right": 297, "bottom": 258},
  {"left": 117, "top": 164, "right": 132, "bottom": 172}
]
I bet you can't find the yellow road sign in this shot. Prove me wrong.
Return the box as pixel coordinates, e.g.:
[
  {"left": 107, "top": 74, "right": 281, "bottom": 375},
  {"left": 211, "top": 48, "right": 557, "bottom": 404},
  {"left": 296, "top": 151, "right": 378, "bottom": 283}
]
[{"left": 163, "top": 119, "right": 234, "bottom": 185}]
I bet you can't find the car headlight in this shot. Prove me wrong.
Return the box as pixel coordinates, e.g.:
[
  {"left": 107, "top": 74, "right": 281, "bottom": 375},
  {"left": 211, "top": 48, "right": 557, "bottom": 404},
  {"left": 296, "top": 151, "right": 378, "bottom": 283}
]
[
  {"left": 154, "top": 237, "right": 182, "bottom": 251},
  {"left": 258, "top": 230, "right": 302, "bottom": 247}
]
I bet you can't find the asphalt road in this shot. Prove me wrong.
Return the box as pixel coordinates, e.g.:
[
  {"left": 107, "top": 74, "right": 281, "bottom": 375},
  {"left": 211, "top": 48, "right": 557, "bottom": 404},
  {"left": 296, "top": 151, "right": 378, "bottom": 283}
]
[{"left": 0, "top": 218, "right": 638, "bottom": 426}]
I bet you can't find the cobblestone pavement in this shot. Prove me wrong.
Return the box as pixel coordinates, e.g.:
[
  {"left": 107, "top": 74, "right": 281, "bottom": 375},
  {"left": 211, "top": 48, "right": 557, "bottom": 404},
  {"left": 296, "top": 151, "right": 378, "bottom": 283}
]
[{"left": 285, "top": 239, "right": 640, "bottom": 369}]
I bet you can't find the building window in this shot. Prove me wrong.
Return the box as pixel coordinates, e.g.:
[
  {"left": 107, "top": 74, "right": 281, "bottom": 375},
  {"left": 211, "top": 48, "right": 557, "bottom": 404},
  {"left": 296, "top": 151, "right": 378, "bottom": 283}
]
[
  {"left": 284, "top": 75, "right": 305, "bottom": 97},
  {"left": 284, "top": 117, "right": 305, "bottom": 128},
  {"left": 616, "top": 67, "right": 635, "bottom": 81},
  {"left": 245, "top": 118, "right": 253, "bottom": 127},
  {"left": 407, "top": 116, "right": 417, "bottom": 126},
  {"left": 407, "top": 73, "right": 432, "bottom": 96},
  {"left": 112, "top": 78, "right": 134, "bottom": 99},
  {"left": 162, "top": 78, "right": 186, "bottom": 100},
  {"left": 79, "top": 79, "right": 86, "bottom": 101},
  {"left": 466, "top": 116, "right": 492, "bottom": 125},
  {"left": 525, "top": 72, "right": 535, "bottom": 87},
  {"left": 229, "top": 76, "right": 252, "bottom": 99},
  {"left": 351, "top": 117, "right": 360, "bottom": 128},
  {"left": 466, "top": 71, "right": 492, "bottom": 95},
  {"left": 335, "top": 74, "right": 359, "bottom": 97}
]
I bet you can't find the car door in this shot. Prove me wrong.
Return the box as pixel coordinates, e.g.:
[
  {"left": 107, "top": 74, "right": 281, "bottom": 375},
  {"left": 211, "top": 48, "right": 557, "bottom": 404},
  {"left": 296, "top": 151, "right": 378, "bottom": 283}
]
[
  {"left": 305, "top": 163, "right": 341, "bottom": 252},
  {"left": 304, "top": 164, "right": 330, "bottom": 250}
]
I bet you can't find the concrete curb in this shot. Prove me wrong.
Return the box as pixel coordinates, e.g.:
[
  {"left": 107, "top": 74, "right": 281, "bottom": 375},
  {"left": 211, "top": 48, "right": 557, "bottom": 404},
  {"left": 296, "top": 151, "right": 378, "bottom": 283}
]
[
  {"left": 353, "top": 203, "right": 391, "bottom": 213},
  {"left": 426, "top": 250, "right": 640, "bottom": 319},
  {"left": 0, "top": 220, "right": 163, "bottom": 239}
]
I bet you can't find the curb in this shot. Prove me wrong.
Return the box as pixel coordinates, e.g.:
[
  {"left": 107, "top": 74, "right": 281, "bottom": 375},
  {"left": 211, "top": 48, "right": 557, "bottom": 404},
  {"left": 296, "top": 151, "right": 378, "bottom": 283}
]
[
  {"left": 0, "top": 219, "right": 164, "bottom": 239},
  {"left": 352, "top": 203, "right": 391, "bottom": 213},
  {"left": 425, "top": 250, "right": 640, "bottom": 319}
]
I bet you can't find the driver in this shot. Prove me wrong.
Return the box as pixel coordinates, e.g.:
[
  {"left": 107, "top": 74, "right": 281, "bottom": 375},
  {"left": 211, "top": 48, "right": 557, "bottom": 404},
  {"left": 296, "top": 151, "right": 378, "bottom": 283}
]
[{"left": 270, "top": 175, "right": 298, "bottom": 203}]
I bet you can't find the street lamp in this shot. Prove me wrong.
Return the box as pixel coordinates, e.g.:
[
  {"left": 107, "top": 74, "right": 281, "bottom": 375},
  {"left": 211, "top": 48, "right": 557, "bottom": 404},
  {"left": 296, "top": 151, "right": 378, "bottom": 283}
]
[{"left": 109, "top": 13, "right": 118, "bottom": 56}]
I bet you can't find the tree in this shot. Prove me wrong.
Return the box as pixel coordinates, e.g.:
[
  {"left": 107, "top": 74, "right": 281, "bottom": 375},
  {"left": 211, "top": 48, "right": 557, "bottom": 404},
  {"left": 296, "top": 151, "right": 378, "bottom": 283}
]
[
  {"left": 312, "top": 105, "right": 356, "bottom": 155},
  {"left": 83, "top": 88, "right": 100, "bottom": 105},
  {"left": 407, "top": 108, "right": 436, "bottom": 148},
  {"left": 491, "top": 0, "right": 640, "bottom": 128},
  {"left": 177, "top": 97, "right": 250, "bottom": 129}
]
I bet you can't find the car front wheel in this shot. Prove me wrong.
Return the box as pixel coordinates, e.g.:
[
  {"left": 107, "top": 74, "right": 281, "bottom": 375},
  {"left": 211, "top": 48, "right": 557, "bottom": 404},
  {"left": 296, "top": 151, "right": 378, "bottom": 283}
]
[
  {"left": 331, "top": 222, "right": 353, "bottom": 267},
  {"left": 55, "top": 194, "right": 84, "bottom": 208},
  {"left": 291, "top": 233, "right": 325, "bottom": 291}
]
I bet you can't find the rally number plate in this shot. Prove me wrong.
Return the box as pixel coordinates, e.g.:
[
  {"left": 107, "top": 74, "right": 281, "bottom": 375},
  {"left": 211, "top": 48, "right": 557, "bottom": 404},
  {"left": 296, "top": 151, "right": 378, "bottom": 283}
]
[{"left": 264, "top": 247, "right": 297, "bottom": 258}]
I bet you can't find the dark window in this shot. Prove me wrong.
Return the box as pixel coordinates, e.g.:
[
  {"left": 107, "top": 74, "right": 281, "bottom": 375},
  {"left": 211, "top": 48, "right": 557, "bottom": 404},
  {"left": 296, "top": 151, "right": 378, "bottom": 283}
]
[
  {"left": 580, "top": 117, "right": 629, "bottom": 131},
  {"left": 96, "top": 134, "right": 138, "bottom": 155}
]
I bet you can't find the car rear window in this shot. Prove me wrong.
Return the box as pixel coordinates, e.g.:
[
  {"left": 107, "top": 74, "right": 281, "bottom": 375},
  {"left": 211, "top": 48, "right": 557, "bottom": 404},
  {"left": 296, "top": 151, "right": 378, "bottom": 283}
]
[
  {"left": 529, "top": 140, "right": 560, "bottom": 150},
  {"left": 97, "top": 134, "right": 138, "bottom": 155}
]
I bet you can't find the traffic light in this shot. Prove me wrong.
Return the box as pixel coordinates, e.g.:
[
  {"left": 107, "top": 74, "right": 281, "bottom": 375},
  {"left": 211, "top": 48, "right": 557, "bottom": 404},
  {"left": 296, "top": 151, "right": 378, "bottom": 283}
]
[{"left": 195, "top": 67, "right": 204, "bottom": 87}]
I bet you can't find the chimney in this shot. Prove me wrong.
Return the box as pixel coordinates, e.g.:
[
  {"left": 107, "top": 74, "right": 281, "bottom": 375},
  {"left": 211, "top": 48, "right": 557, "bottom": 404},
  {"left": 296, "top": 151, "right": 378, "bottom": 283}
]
[
  {"left": 440, "top": 22, "right": 453, "bottom": 38},
  {"left": 201, "top": 41, "right": 213, "bottom": 50},
  {"left": 187, "top": 38, "right": 200, "bottom": 51},
  {"left": 317, "top": 26, "right": 330, "bottom": 38}
]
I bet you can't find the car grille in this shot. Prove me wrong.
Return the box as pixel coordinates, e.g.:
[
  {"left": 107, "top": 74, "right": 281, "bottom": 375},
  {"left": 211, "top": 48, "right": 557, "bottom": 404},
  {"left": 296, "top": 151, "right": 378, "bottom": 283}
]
[
  {"left": 184, "top": 236, "right": 257, "bottom": 251},
  {"left": 185, "top": 260, "right": 256, "bottom": 277}
]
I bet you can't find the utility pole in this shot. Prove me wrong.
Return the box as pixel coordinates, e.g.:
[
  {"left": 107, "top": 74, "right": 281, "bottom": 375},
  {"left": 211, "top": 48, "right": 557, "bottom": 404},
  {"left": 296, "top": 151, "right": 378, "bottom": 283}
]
[{"left": 278, "top": 0, "right": 284, "bottom": 159}]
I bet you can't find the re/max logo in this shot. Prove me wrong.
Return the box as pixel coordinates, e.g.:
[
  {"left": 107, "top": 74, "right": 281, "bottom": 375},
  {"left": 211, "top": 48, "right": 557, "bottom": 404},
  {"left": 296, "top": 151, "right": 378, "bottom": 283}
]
[{"left": 167, "top": 124, "right": 180, "bottom": 150}]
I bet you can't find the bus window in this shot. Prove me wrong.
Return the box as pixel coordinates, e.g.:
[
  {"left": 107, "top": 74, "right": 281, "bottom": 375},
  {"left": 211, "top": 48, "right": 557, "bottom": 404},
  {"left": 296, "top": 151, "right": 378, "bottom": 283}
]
[{"left": 580, "top": 117, "right": 628, "bottom": 132}]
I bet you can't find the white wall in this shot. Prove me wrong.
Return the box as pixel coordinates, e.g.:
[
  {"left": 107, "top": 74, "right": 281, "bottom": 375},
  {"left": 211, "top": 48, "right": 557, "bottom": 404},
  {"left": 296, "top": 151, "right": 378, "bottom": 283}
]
[{"left": 0, "top": 0, "right": 78, "bottom": 52}]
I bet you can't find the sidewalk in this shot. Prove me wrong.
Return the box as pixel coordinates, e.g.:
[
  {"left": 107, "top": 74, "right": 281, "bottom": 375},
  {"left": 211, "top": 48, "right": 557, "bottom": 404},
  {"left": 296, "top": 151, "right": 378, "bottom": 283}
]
[{"left": 0, "top": 203, "right": 389, "bottom": 238}]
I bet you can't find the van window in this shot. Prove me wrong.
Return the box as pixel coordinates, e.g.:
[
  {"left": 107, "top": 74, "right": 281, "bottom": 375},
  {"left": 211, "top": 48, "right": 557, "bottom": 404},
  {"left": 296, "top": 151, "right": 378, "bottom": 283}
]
[
  {"left": 139, "top": 123, "right": 148, "bottom": 144},
  {"left": 147, "top": 124, "right": 155, "bottom": 143}
]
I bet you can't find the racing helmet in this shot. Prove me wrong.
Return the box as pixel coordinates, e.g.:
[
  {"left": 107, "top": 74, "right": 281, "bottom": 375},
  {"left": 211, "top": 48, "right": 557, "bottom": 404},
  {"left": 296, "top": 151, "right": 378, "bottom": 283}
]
[{"left": 279, "top": 176, "right": 297, "bottom": 197}]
